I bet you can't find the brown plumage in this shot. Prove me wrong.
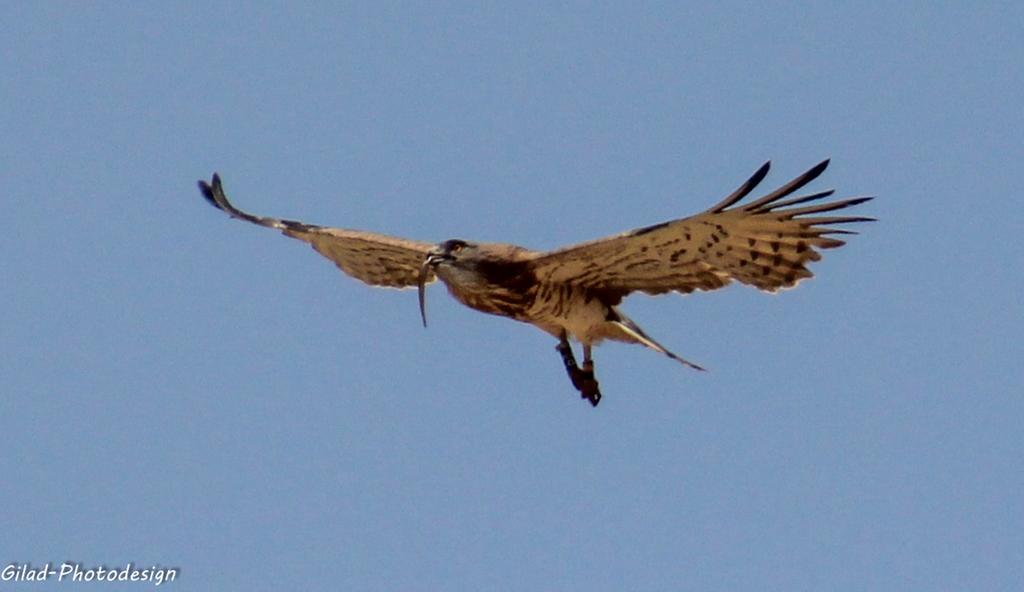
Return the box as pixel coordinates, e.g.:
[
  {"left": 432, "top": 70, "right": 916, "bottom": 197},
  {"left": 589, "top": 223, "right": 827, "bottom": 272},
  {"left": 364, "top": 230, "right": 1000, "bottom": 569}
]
[{"left": 199, "top": 159, "right": 873, "bottom": 406}]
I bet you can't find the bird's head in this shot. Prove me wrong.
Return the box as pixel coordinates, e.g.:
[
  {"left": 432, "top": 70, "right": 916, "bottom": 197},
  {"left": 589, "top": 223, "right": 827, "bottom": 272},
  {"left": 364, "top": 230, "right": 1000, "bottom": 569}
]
[
  {"left": 417, "top": 239, "right": 532, "bottom": 327},
  {"left": 424, "top": 238, "right": 476, "bottom": 268},
  {"left": 417, "top": 238, "right": 479, "bottom": 327}
]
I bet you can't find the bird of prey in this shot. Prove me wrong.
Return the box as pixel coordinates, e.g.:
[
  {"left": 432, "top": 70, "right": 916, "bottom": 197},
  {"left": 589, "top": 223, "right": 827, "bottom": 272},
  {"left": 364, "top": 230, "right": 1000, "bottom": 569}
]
[{"left": 199, "top": 160, "right": 871, "bottom": 406}]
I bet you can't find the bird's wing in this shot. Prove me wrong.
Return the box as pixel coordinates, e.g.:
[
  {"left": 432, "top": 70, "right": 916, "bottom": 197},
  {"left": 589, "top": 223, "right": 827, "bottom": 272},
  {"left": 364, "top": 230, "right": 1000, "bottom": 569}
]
[
  {"left": 529, "top": 160, "right": 873, "bottom": 298},
  {"left": 199, "top": 174, "right": 436, "bottom": 289}
]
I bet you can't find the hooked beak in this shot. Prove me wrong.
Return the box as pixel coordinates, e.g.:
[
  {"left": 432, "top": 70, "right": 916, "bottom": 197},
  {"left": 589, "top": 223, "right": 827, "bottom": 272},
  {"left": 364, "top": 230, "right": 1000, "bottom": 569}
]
[{"left": 417, "top": 252, "right": 447, "bottom": 328}]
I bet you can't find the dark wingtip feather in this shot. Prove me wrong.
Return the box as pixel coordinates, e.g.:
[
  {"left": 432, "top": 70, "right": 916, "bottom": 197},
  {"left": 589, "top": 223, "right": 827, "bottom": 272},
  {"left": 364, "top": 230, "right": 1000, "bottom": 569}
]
[
  {"left": 800, "top": 159, "right": 830, "bottom": 186},
  {"left": 741, "top": 159, "right": 834, "bottom": 212},
  {"left": 832, "top": 216, "right": 877, "bottom": 224},
  {"left": 753, "top": 160, "right": 772, "bottom": 182},
  {"left": 842, "top": 196, "right": 873, "bottom": 207},
  {"left": 785, "top": 196, "right": 876, "bottom": 218},
  {"left": 748, "top": 161, "right": 772, "bottom": 192},
  {"left": 198, "top": 173, "right": 222, "bottom": 210},
  {"left": 195, "top": 173, "right": 290, "bottom": 230},
  {"left": 765, "top": 189, "right": 836, "bottom": 211},
  {"left": 708, "top": 160, "right": 772, "bottom": 213}
]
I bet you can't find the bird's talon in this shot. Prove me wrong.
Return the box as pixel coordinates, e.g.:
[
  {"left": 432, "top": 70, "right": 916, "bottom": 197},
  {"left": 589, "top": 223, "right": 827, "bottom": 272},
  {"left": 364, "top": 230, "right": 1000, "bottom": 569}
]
[
  {"left": 577, "top": 368, "right": 601, "bottom": 406},
  {"left": 581, "top": 380, "right": 602, "bottom": 406}
]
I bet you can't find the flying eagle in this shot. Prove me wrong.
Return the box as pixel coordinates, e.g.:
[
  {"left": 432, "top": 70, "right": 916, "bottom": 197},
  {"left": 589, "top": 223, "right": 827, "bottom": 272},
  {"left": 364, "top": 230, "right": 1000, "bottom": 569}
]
[{"left": 199, "top": 160, "right": 872, "bottom": 406}]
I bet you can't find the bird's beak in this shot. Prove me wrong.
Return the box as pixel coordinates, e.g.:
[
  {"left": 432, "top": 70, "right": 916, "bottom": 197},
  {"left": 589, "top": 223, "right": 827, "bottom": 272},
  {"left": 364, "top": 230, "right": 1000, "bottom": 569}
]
[{"left": 417, "top": 252, "right": 446, "bottom": 328}]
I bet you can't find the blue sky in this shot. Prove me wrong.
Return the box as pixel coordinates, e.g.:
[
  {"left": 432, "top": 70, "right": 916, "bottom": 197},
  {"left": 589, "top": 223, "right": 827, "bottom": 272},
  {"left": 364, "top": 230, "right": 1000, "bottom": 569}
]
[{"left": 2, "top": 3, "right": 1021, "bottom": 590}]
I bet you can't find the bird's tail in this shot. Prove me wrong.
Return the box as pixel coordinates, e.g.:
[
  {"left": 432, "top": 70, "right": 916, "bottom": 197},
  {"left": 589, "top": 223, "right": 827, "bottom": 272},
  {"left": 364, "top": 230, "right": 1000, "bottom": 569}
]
[{"left": 609, "top": 308, "right": 706, "bottom": 371}]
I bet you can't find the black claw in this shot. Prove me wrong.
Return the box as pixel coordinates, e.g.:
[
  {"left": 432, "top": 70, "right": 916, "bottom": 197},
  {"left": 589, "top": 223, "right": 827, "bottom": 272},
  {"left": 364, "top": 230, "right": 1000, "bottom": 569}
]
[
  {"left": 556, "top": 340, "right": 602, "bottom": 406},
  {"left": 577, "top": 368, "right": 602, "bottom": 406}
]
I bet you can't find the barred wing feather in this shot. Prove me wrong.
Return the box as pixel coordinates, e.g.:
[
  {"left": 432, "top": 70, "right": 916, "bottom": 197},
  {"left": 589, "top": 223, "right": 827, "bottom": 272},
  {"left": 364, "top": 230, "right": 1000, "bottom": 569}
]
[
  {"left": 199, "top": 174, "right": 435, "bottom": 289},
  {"left": 530, "top": 160, "right": 873, "bottom": 297}
]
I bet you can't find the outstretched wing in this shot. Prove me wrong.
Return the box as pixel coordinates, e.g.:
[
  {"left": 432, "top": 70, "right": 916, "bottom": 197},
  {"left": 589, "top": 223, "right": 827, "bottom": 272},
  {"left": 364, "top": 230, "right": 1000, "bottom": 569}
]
[
  {"left": 529, "top": 160, "right": 873, "bottom": 298},
  {"left": 199, "top": 174, "right": 436, "bottom": 289}
]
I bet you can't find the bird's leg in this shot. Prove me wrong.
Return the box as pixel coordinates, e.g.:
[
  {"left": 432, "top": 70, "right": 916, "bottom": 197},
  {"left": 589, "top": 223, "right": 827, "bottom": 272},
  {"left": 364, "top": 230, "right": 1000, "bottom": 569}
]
[{"left": 555, "top": 335, "right": 602, "bottom": 407}]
